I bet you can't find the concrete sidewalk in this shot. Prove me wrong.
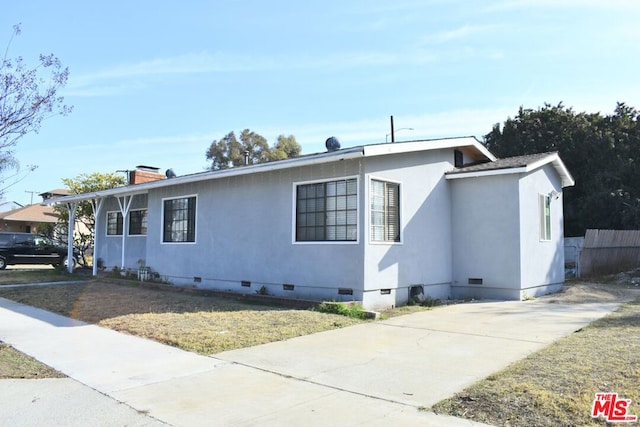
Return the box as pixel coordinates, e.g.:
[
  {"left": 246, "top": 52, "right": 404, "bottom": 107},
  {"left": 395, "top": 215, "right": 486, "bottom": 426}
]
[{"left": 0, "top": 296, "right": 622, "bottom": 426}]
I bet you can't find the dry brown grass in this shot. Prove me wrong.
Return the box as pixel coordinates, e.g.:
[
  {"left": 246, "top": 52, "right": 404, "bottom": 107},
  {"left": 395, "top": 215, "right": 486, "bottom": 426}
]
[
  {"left": 0, "top": 269, "right": 76, "bottom": 285},
  {"left": 431, "top": 296, "right": 640, "bottom": 426},
  {"left": 0, "top": 343, "right": 64, "bottom": 379},
  {"left": 0, "top": 280, "right": 363, "bottom": 355}
]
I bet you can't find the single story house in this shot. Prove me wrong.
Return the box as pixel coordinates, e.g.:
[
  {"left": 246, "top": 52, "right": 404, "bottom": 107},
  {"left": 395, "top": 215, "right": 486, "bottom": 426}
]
[
  {"left": 49, "top": 137, "right": 574, "bottom": 310},
  {"left": 0, "top": 203, "right": 60, "bottom": 234}
]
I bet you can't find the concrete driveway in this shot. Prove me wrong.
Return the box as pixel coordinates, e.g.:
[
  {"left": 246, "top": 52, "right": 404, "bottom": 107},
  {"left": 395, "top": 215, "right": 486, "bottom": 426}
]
[{"left": 0, "top": 293, "right": 623, "bottom": 426}]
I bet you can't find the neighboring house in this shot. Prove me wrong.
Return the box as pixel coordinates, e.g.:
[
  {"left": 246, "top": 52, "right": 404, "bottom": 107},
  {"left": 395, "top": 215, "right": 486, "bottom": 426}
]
[
  {"left": 47, "top": 137, "right": 574, "bottom": 310},
  {"left": 0, "top": 203, "right": 59, "bottom": 233},
  {"left": 0, "top": 189, "right": 71, "bottom": 235},
  {"left": 39, "top": 189, "right": 71, "bottom": 202}
]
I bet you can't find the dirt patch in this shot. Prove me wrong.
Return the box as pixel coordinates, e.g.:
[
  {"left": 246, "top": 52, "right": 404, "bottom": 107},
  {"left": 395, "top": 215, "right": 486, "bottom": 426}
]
[{"left": 540, "top": 281, "right": 640, "bottom": 304}]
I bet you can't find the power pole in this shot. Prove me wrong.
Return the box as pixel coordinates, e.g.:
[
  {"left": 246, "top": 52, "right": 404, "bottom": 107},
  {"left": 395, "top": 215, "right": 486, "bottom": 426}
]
[
  {"left": 390, "top": 115, "right": 395, "bottom": 143},
  {"left": 25, "top": 190, "right": 38, "bottom": 204}
]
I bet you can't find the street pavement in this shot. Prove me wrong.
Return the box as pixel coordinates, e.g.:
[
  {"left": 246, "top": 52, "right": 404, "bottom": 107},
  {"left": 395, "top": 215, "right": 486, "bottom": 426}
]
[{"left": 0, "top": 289, "right": 623, "bottom": 426}]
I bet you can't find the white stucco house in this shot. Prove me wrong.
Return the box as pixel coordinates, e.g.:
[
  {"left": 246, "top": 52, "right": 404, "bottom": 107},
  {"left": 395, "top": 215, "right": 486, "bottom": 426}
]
[{"left": 49, "top": 137, "right": 574, "bottom": 310}]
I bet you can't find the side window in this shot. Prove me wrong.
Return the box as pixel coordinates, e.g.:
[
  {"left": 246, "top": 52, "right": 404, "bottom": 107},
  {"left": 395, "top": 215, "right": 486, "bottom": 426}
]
[
  {"left": 129, "top": 209, "right": 148, "bottom": 235},
  {"left": 539, "top": 194, "right": 551, "bottom": 241},
  {"left": 370, "top": 180, "right": 401, "bottom": 243},
  {"left": 107, "top": 211, "right": 123, "bottom": 236},
  {"left": 15, "top": 234, "right": 33, "bottom": 246},
  {"left": 163, "top": 196, "right": 196, "bottom": 243}
]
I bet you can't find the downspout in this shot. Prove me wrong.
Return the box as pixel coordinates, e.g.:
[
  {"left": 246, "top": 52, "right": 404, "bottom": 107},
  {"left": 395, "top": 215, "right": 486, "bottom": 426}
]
[
  {"left": 116, "top": 195, "right": 133, "bottom": 270},
  {"left": 90, "top": 198, "right": 105, "bottom": 277},
  {"left": 66, "top": 202, "right": 78, "bottom": 273}
]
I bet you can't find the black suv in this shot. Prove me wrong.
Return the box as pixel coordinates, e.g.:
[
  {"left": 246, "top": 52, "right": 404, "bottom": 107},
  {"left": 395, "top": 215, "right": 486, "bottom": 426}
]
[{"left": 0, "top": 232, "right": 80, "bottom": 270}]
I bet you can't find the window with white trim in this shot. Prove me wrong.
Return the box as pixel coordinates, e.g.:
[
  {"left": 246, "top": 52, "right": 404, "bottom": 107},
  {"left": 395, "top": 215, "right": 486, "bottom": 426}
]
[
  {"left": 129, "top": 209, "right": 148, "bottom": 235},
  {"left": 370, "top": 180, "right": 400, "bottom": 242},
  {"left": 107, "top": 211, "right": 123, "bottom": 236},
  {"left": 539, "top": 194, "right": 551, "bottom": 241},
  {"left": 295, "top": 178, "right": 357, "bottom": 242},
  {"left": 163, "top": 196, "right": 196, "bottom": 242}
]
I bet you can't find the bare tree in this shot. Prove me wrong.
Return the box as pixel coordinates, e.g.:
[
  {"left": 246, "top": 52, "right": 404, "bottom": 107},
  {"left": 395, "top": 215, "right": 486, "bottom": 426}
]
[{"left": 0, "top": 24, "right": 72, "bottom": 194}]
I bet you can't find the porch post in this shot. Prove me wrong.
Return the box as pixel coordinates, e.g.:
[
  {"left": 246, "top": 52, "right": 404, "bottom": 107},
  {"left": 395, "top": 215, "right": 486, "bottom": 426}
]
[
  {"left": 116, "top": 195, "right": 133, "bottom": 270},
  {"left": 90, "top": 198, "right": 105, "bottom": 277},
  {"left": 66, "top": 202, "right": 78, "bottom": 273}
]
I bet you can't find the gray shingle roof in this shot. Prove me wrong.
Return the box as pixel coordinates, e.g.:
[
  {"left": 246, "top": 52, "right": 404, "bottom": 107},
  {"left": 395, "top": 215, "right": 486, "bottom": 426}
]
[{"left": 448, "top": 152, "right": 558, "bottom": 174}]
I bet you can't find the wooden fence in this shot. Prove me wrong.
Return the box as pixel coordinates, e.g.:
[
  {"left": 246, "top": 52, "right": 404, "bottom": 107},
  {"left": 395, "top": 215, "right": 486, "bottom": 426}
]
[{"left": 579, "top": 229, "right": 640, "bottom": 277}]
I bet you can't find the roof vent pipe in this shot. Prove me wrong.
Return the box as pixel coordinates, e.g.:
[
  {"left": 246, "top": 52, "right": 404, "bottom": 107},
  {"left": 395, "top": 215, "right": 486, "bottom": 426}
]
[{"left": 243, "top": 150, "right": 250, "bottom": 166}]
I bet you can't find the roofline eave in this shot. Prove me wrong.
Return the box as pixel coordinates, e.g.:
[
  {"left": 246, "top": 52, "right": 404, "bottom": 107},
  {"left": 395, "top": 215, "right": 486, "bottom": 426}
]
[{"left": 44, "top": 147, "right": 366, "bottom": 205}]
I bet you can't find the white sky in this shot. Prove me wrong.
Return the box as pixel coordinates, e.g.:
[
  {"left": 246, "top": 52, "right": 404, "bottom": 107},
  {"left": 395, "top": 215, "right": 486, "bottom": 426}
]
[{"left": 1, "top": 0, "right": 639, "bottom": 205}]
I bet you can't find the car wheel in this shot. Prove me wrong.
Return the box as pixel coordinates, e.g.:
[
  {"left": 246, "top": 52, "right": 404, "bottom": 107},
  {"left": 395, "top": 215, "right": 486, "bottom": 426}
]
[
  {"left": 63, "top": 256, "right": 77, "bottom": 271},
  {"left": 0, "top": 257, "right": 6, "bottom": 270}
]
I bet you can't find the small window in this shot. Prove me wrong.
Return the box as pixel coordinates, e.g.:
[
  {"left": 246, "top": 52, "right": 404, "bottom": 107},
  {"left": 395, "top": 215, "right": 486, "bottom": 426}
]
[
  {"left": 454, "top": 150, "right": 464, "bottom": 168},
  {"left": 295, "top": 178, "right": 358, "bottom": 242},
  {"left": 129, "top": 209, "right": 148, "bottom": 235},
  {"left": 107, "top": 211, "right": 123, "bottom": 236},
  {"left": 163, "top": 196, "right": 196, "bottom": 243},
  {"left": 370, "top": 180, "right": 400, "bottom": 242},
  {"left": 539, "top": 194, "right": 551, "bottom": 241}
]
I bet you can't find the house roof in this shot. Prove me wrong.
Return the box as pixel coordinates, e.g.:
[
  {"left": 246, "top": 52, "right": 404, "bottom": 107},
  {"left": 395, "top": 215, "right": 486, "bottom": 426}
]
[
  {"left": 39, "top": 189, "right": 70, "bottom": 198},
  {"left": 0, "top": 203, "right": 60, "bottom": 223},
  {"left": 45, "top": 136, "right": 496, "bottom": 205},
  {"left": 445, "top": 152, "right": 575, "bottom": 187}
]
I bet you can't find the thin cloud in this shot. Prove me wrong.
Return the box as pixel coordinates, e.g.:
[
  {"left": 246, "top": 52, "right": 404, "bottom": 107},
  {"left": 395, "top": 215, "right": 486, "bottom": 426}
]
[
  {"left": 422, "top": 24, "right": 502, "bottom": 45},
  {"left": 66, "top": 50, "right": 438, "bottom": 97},
  {"left": 485, "top": 0, "right": 640, "bottom": 12}
]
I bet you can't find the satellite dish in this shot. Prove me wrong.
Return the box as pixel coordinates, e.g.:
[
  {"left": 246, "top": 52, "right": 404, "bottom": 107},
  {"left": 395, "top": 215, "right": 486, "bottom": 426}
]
[
  {"left": 325, "top": 136, "right": 341, "bottom": 151},
  {"left": 165, "top": 168, "right": 176, "bottom": 178}
]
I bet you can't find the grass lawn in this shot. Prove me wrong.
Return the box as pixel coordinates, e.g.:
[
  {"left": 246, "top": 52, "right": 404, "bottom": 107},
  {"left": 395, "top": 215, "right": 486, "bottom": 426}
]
[
  {"left": 0, "top": 268, "right": 78, "bottom": 285},
  {"left": 0, "top": 343, "right": 64, "bottom": 379},
  {"left": 430, "top": 297, "right": 640, "bottom": 426},
  {"left": 0, "top": 279, "right": 364, "bottom": 357}
]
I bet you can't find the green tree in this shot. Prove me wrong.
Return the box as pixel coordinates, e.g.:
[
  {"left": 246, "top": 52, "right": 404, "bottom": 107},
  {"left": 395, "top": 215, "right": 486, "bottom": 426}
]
[
  {"left": 53, "top": 172, "right": 126, "bottom": 265},
  {"left": 269, "top": 134, "right": 302, "bottom": 161},
  {"left": 484, "top": 102, "right": 640, "bottom": 236},
  {"left": 206, "top": 129, "right": 301, "bottom": 170},
  {"left": 0, "top": 24, "right": 72, "bottom": 194}
]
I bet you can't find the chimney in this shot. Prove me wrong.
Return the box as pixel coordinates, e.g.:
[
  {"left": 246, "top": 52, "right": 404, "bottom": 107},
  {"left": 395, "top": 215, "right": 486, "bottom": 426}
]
[{"left": 129, "top": 166, "right": 166, "bottom": 185}]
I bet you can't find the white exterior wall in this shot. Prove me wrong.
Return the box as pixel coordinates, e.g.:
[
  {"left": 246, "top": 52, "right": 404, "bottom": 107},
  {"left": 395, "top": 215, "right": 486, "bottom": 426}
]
[
  {"left": 518, "top": 165, "right": 565, "bottom": 298},
  {"left": 362, "top": 150, "right": 455, "bottom": 310},
  {"left": 450, "top": 174, "right": 522, "bottom": 300}
]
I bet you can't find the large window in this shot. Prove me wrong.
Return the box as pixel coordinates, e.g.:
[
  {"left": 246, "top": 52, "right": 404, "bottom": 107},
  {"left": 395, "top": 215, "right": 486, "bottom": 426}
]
[
  {"left": 370, "top": 180, "right": 400, "bottom": 242},
  {"left": 163, "top": 196, "right": 196, "bottom": 243},
  {"left": 107, "top": 211, "right": 123, "bottom": 236},
  {"left": 296, "top": 178, "right": 357, "bottom": 242},
  {"left": 129, "top": 209, "right": 148, "bottom": 236},
  {"left": 539, "top": 194, "right": 551, "bottom": 241}
]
